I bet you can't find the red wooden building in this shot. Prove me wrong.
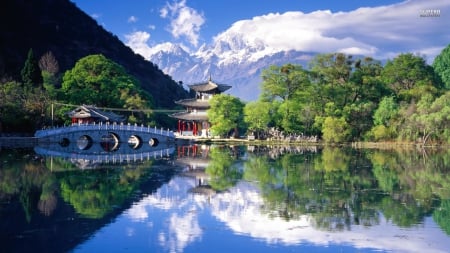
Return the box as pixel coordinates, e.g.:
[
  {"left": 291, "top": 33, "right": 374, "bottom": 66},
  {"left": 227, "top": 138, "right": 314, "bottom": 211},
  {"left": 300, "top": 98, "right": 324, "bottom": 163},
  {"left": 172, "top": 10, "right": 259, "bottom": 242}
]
[{"left": 171, "top": 77, "right": 231, "bottom": 137}]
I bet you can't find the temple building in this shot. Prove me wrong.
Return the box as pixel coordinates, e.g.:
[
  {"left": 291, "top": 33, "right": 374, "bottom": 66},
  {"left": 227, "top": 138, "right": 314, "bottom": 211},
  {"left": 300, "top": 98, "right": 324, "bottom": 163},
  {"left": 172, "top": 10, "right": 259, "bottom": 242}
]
[
  {"left": 67, "top": 105, "right": 125, "bottom": 124},
  {"left": 171, "top": 77, "right": 231, "bottom": 137}
]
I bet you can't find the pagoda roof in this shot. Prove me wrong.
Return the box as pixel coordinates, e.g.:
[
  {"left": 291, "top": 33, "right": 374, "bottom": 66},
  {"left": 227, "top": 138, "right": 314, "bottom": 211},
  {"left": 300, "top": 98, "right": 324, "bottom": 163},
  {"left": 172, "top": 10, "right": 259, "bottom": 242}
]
[
  {"left": 175, "top": 98, "right": 210, "bottom": 108},
  {"left": 170, "top": 111, "right": 208, "bottom": 121},
  {"left": 67, "top": 105, "right": 125, "bottom": 122},
  {"left": 188, "top": 78, "right": 231, "bottom": 93}
]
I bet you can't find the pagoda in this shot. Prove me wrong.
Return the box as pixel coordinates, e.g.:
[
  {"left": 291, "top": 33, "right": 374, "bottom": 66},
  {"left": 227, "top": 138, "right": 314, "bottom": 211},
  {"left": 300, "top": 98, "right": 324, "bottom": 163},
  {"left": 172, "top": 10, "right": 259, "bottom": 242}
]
[{"left": 171, "top": 77, "right": 231, "bottom": 137}]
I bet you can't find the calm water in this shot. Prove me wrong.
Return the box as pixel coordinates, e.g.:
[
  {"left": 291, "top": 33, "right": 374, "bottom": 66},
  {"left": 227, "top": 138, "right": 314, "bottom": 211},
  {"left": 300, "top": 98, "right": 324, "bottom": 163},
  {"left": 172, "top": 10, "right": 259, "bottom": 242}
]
[{"left": 0, "top": 143, "right": 449, "bottom": 253}]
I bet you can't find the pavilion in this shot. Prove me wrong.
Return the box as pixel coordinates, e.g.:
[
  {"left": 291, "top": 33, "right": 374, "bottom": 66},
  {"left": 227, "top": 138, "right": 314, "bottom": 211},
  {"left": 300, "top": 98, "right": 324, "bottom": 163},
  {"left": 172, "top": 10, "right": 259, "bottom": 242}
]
[
  {"left": 67, "top": 105, "right": 125, "bottom": 124},
  {"left": 170, "top": 77, "right": 231, "bottom": 137}
]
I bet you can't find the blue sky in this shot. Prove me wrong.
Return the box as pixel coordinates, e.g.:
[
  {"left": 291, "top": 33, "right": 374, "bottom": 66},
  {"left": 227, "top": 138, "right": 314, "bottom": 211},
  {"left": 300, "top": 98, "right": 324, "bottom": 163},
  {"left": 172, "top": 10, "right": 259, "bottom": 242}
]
[{"left": 71, "top": 0, "right": 449, "bottom": 61}]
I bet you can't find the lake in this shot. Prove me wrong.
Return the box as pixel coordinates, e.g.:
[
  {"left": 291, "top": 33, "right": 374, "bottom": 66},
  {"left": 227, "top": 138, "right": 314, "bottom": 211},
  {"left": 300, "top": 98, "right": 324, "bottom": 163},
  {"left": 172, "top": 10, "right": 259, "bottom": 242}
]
[{"left": 0, "top": 143, "right": 449, "bottom": 252}]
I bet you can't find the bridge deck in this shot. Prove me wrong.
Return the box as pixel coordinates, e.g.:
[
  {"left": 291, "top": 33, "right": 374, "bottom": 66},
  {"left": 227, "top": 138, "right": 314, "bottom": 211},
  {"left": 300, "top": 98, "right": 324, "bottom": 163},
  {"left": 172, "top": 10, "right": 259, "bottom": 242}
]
[{"left": 35, "top": 122, "right": 175, "bottom": 139}]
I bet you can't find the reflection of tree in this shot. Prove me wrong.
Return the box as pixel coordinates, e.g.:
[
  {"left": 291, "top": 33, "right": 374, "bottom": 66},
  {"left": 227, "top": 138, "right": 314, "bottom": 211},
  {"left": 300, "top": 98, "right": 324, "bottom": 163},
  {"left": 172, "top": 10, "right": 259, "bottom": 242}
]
[
  {"left": 433, "top": 199, "right": 450, "bottom": 235},
  {"left": 58, "top": 162, "right": 153, "bottom": 219},
  {"left": 244, "top": 148, "right": 449, "bottom": 230},
  {"left": 205, "top": 146, "right": 243, "bottom": 191},
  {"left": 368, "top": 148, "right": 449, "bottom": 227},
  {"left": 0, "top": 150, "right": 58, "bottom": 221}
]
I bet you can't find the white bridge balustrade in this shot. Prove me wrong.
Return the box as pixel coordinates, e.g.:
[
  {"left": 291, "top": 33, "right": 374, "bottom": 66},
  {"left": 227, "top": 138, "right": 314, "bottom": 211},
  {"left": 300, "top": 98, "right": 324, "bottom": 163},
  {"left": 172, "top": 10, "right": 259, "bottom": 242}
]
[{"left": 35, "top": 122, "right": 175, "bottom": 151}]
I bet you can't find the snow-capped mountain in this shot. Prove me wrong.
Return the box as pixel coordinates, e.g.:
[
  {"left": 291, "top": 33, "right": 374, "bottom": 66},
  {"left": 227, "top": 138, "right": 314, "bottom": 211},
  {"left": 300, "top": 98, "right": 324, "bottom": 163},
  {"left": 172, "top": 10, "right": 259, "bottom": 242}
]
[{"left": 149, "top": 34, "right": 315, "bottom": 101}]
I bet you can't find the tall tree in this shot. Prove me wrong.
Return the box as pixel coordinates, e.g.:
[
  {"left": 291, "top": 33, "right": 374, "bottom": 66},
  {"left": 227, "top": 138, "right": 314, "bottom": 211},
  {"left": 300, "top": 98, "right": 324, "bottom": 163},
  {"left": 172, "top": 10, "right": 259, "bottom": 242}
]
[
  {"left": 381, "top": 53, "right": 442, "bottom": 102},
  {"left": 21, "top": 48, "right": 43, "bottom": 89},
  {"left": 208, "top": 94, "right": 245, "bottom": 137},
  {"left": 432, "top": 44, "right": 450, "bottom": 90},
  {"left": 62, "top": 54, "right": 152, "bottom": 109},
  {"left": 244, "top": 100, "right": 271, "bottom": 138},
  {"left": 38, "top": 51, "right": 59, "bottom": 75}
]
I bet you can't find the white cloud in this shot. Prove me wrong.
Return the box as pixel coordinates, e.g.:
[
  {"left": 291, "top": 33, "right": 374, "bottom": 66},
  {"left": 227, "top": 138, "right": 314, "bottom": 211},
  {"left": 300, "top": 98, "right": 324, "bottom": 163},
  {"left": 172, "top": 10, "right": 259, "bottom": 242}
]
[
  {"left": 91, "top": 13, "right": 101, "bottom": 19},
  {"left": 128, "top": 15, "right": 138, "bottom": 23},
  {"left": 213, "top": 0, "right": 450, "bottom": 60},
  {"left": 160, "top": 0, "right": 205, "bottom": 47},
  {"left": 124, "top": 31, "right": 153, "bottom": 59}
]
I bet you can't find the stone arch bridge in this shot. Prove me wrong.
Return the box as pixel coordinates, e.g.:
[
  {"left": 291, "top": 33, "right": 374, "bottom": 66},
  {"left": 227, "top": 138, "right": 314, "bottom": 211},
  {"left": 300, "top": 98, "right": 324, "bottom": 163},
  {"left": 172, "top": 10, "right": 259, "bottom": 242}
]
[{"left": 35, "top": 122, "right": 175, "bottom": 152}]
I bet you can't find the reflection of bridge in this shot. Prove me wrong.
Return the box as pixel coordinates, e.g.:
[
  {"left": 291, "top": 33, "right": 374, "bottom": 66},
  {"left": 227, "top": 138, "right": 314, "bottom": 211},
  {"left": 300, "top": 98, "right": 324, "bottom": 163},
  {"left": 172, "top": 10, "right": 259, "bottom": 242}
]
[
  {"left": 34, "top": 145, "right": 175, "bottom": 165},
  {"left": 35, "top": 122, "right": 175, "bottom": 152}
]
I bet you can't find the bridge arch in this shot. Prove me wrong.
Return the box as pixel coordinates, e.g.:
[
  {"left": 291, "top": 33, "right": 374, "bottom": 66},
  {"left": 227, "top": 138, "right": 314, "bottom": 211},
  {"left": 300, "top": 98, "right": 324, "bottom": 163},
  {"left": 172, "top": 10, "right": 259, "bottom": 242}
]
[
  {"left": 100, "top": 132, "right": 120, "bottom": 152},
  {"left": 128, "top": 135, "right": 142, "bottom": 149},
  {"left": 77, "top": 135, "right": 93, "bottom": 150},
  {"left": 59, "top": 137, "right": 70, "bottom": 147},
  {"left": 149, "top": 138, "right": 159, "bottom": 147}
]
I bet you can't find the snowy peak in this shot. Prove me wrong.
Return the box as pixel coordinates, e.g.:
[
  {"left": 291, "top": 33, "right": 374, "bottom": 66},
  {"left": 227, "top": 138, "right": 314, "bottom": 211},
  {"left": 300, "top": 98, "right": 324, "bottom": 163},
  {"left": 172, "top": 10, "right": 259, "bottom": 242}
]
[{"left": 148, "top": 33, "right": 315, "bottom": 101}]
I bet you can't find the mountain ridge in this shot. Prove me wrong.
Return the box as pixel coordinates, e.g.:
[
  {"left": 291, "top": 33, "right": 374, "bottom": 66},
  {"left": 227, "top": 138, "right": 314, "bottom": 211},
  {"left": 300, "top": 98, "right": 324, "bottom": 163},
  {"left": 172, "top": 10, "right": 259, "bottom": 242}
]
[{"left": 148, "top": 40, "right": 316, "bottom": 101}]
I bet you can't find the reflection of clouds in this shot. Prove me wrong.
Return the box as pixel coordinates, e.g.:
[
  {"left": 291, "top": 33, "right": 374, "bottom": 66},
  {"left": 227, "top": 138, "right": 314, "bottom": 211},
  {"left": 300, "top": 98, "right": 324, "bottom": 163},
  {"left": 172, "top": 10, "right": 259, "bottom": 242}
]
[
  {"left": 122, "top": 176, "right": 449, "bottom": 253},
  {"left": 209, "top": 182, "right": 450, "bottom": 253},
  {"left": 125, "top": 176, "right": 206, "bottom": 253},
  {"left": 159, "top": 212, "right": 202, "bottom": 253}
]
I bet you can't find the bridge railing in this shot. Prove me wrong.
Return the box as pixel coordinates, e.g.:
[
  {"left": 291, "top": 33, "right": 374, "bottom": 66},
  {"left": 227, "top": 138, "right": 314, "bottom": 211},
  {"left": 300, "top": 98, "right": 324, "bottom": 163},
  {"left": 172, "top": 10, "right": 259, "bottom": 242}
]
[{"left": 35, "top": 122, "right": 175, "bottom": 138}]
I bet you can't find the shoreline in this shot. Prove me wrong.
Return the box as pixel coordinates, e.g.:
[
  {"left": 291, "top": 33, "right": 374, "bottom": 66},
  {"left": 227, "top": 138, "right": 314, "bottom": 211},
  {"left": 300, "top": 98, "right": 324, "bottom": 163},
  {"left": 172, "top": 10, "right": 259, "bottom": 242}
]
[{"left": 1, "top": 136, "right": 448, "bottom": 149}]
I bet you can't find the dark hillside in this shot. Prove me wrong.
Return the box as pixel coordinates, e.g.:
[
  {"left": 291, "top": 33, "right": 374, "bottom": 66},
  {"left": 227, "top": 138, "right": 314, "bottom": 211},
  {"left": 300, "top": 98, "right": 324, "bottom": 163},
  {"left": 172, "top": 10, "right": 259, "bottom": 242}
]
[{"left": 0, "top": 0, "right": 188, "bottom": 108}]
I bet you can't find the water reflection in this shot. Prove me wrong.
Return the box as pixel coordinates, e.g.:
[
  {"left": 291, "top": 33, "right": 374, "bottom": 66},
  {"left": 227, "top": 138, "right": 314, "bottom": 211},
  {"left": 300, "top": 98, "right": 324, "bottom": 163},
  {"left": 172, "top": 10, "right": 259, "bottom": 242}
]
[{"left": 0, "top": 144, "right": 449, "bottom": 252}]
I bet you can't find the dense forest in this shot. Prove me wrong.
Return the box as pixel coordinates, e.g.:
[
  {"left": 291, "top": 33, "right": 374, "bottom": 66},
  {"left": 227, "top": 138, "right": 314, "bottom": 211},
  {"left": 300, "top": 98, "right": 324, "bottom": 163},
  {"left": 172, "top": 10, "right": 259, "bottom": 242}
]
[{"left": 208, "top": 45, "right": 450, "bottom": 145}]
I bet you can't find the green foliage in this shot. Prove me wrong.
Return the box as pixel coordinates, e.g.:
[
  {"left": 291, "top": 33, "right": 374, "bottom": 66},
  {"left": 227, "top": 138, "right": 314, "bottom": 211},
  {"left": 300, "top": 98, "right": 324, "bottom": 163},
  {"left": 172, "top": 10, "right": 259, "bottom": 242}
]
[
  {"left": 20, "top": 48, "right": 43, "bottom": 89},
  {"left": 61, "top": 54, "right": 152, "bottom": 109},
  {"left": 244, "top": 100, "right": 271, "bottom": 137},
  {"left": 0, "top": 80, "right": 50, "bottom": 131},
  {"left": 433, "top": 44, "right": 450, "bottom": 89},
  {"left": 433, "top": 199, "right": 450, "bottom": 235},
  {"left": 60, "top": 54, "right": 154, "bottom": 124},
  {"left": 381, "top": 53, "right": 441, "bottom": 102},
  {"left": 373, "top": 96, "right": 398, "bottom": 126},
  {"left": 250, "top": 50, "right": 448, "bottom": 143},
  {"left": 205, "top": 146, "right": 243, "bottom": 191},
  {"left": 321, "top": 116, "right": 350, "bottom": 143},
  {"left": 208, "top": 94, "right": 245, "bottom": 137}
]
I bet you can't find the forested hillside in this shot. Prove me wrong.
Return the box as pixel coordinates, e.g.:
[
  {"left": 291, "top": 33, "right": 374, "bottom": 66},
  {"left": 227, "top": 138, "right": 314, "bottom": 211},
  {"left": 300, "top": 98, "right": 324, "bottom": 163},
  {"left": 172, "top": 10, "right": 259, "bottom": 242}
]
[{"left": 0, "top": 0, "right": 188, "bottom": 108}]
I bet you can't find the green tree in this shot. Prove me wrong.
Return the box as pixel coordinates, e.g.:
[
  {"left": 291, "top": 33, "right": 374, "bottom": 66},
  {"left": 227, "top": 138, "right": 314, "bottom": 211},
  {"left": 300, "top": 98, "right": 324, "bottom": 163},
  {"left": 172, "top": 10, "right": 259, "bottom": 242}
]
[
  {"left": 309, "top": 53, "right": 353, "bottom": 108},
  {"left": 244, "top": 100, "right": 271, "bottom": 138},
  {"left": 208, "top": 94, "right": 245, "bottom": 137},
  {"left": 373, "top": 96, "right": 398, "bottom": 126},
  {"left": 260, "top": 64, "right": 314, "bottom": 133},
  {"left": 39, "top": 51, "right": 61, "bottom": 99},
  {"left": 432, "top": 44, "right": 450, "bottom": 89},
  {"left": 0, "top": 81, "right": 26, "bottom": 131},
  {"left": 21, "top": 48, "right": 43, "bottom": 89},
  {"left": 381, "top": 53, "right": 442, "bottom": 102},
  {"left": 62, "top": 54, "right": 152, "bottom": 110},
  {"left": 321, "top": 116, "right": 350, "bottom": 143},
  {"left": 412, "top": 92, "right": 450, "bottom": 144}
]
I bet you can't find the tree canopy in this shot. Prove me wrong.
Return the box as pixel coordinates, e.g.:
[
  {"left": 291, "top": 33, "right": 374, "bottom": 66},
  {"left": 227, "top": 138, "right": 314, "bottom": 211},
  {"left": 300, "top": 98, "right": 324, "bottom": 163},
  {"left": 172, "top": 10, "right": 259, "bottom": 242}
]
[
  {"left": 433, "top": 44, "right": 450, "bottom": 89},
  {"left": 240, "top": 48, "right": 450, "bottom": 144},
  {"left": 208, "top": 94, "right": 245, "bottom": 137}
]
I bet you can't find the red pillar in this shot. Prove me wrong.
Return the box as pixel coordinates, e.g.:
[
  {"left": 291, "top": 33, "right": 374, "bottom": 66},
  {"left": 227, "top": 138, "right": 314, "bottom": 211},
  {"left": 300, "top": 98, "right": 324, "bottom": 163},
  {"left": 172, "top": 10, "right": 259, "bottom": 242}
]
[{"left": 178, "top": 120, "right": 181, "bottom": 133}]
